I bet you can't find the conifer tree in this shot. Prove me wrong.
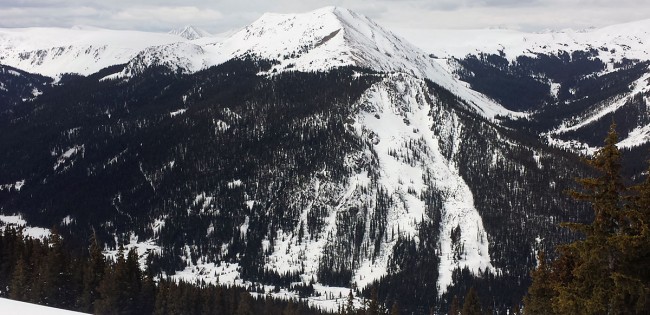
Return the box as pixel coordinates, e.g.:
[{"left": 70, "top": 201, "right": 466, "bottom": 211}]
[
  {"left": 165, "top": 280, "right": 182, "bottom": 315},
  {"left": 524, "top": 122, "right": 650, "bottom": 314},
  {"left": 139, "top": 273, "right": 156, "bottom": 315},
  {"left": 81, "top": 230, "right": 105, "bottom": 312},
  {"left": 554, "top": 123, "right": 625, "bottom": 314},
  {"left": 460, "top": 287, "right": 482, "bottom": 315},
  {"left": 9, "top": 255, "right": 28, "bottom": 301},
  {"left": 39, "top": 227, "right": 67, "bottom": 307},
  {"left": 96, "top": 246, "right": 127, "bottom": 315},
  {"left": 390, "top": 301, "right": 400, "bottom": 315},
  {"left": 124, "top": 248, "right": 142, "bottom": 313},
  {"left": 236, "top": 291, "right": 254, "bottom": 315},
  {"left": 153, "top": 280, "right": 169, "bottom": 315},
  {"left": 609, "top": 160, "right": 650, "bottom": 313},
  {"left": 345, "top": 290, "right": 355, "bottom": 315},
  {"left": 522, "top": 251, "right": 556, "bottom": 315},
  {"left": 367, "top": 286, "right": 380, "bottom": 315},
  {"left": 95, "top": 263, "right": 119, "bottom": 315},
  {"left": 448, "top": 295, "right": 460, "bottom": 315}
]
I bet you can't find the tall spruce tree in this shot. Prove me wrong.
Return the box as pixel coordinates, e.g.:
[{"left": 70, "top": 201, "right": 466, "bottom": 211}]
[
  {"left": 9, "top": 255, "right": 28, "bottom": 301},
  {"left": 236, "top": 291, "right": 254, "bottom": 315},
  {"left": 526, "top": 122, "right": 650, "bottom": 314},
  {"left": 609, "top": 160, "right": 650, "bottom": 313},
  {"left": 448, "top": 295, "right": 460, "bottom": 315},
  {"left": 124, "top": 248, "right": 142, "bottom": 313},
  {"left": 460, "top": 287, "right": 482, "bottom": 315},
  {"left": 81, "top": 230, "right": 105, "bottom": 312},
  {"left": 522, "top": 251, "right": 556, "bottom": 315},
  {"left": 553, "top": 123, "right": 625, "bottom": 314},
  {"left": 41, "top": 227, "right": 67, "bottom": 307}
]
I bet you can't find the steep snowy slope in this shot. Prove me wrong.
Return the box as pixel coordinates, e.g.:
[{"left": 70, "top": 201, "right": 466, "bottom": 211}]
[{"left": 0, "top": 27, "right": 188, "bottom": 77}]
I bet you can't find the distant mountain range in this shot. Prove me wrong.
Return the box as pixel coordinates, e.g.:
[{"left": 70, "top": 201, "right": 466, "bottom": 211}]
[{"left": 0, "top": 7, "right": 648, "bottom": 313}]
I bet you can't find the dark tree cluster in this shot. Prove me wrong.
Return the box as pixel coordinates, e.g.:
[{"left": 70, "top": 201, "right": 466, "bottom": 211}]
[
  {"left": 0, "top": 59, "right": 379, "bottom": 279},
  {"left": 0, "top": 64, "right": 53, "bottom": 113},
  {"left": 524, "top": 123, "right": 650, "bottom": 314},
  {"left": 0, "top": 226, "right": 334, "bottom": 315},
  {"left": 1, "top": 48, "right": 647, "bottom": 315},
  {"left": 454, "top": 50, "right": 606, "bottom": 112}
]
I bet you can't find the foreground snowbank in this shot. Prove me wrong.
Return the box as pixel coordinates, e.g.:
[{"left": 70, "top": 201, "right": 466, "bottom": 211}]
[{"left": 0, "top": 298, "right": 89, "bottom": 314}]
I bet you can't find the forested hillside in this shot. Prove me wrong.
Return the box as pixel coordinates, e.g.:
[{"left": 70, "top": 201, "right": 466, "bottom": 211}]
[{"left": 1, "top": 6, "right": 649, "bottom": 314}]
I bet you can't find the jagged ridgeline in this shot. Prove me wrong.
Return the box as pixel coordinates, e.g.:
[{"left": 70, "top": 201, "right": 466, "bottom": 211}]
[{"left": 0, "top": 55, "right": 589, "bottom": 313}]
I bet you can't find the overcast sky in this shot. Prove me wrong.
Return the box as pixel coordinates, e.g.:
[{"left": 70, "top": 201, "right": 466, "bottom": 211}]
[{"left": 1, "top": 0, "right": 649, "bottom": 33}]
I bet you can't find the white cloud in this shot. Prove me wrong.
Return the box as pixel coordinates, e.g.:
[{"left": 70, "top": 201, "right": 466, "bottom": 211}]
[
  {"left": 0, "top": 0, "right": 647, "bottom": 33},
  {"left": 113, "top": 6, "right": 223, "bottom": 23}
]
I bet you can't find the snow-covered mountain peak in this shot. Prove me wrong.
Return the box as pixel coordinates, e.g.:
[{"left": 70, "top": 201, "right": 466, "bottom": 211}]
[
  {"left": 225, "top": 5, "right": 436, "bottom": 76},
  {"left": 110, "top": 6, "right": 519, "bottom": 119},
  {"left": 169, "top": 25, "right": 212, "bottom": 40}
]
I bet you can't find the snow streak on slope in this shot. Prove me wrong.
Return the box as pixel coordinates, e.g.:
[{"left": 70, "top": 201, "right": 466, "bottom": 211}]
[
  {"left": 0, "top": 214, "right": 51, "bottom": 239},
  {"left": 619, "top": 124, "right": 650, "bottom": 149},
  {"left": 158, "top": 72, "right": 495, "bottom": 300},
  {"left": 253, "top": 74, "right": 493, "bottom": 296},
  {"left": 544, "top": 66, "right": 650, "bottom": 151},
  {"left": 353, "top": 74, "right": 493, "bottom": 293},
  {"left": 553, "top": 69, "right": 650, "bottom": 134}
]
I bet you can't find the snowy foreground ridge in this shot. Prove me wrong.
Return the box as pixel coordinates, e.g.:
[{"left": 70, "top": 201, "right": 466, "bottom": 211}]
[{"left": 0, "top": 298, "right": 89, "bottom": 315}]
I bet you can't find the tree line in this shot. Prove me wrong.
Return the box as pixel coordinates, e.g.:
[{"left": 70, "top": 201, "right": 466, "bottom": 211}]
[{"left": 0, "top": 225, "right": 337, "bottom": 314}]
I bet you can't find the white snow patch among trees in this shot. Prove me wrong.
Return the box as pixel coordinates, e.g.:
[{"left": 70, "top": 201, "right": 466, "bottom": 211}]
[{"left": 0, "top": 214, "right": 52, "bottom": 239}]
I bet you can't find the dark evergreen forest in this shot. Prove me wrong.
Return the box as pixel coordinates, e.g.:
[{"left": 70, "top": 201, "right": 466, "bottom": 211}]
[{"left": 0, "top": 52, "right": 644, "bottom": 314}]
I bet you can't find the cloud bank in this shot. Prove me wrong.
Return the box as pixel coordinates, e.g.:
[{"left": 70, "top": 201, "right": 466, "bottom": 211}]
[{"left": 0, "top": 0, "right": 648, "bottom": 33}]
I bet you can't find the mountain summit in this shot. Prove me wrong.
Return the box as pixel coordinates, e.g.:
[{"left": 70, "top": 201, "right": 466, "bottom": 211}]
[
  {"left": 219, "top": 6, "right": 435, "bottom": 76},
  {"left": 115, "top": 6, "right": 516, "bottom": 118},
  {"left": 168, "top": 25, "right": 211, "bottom": 40}
]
